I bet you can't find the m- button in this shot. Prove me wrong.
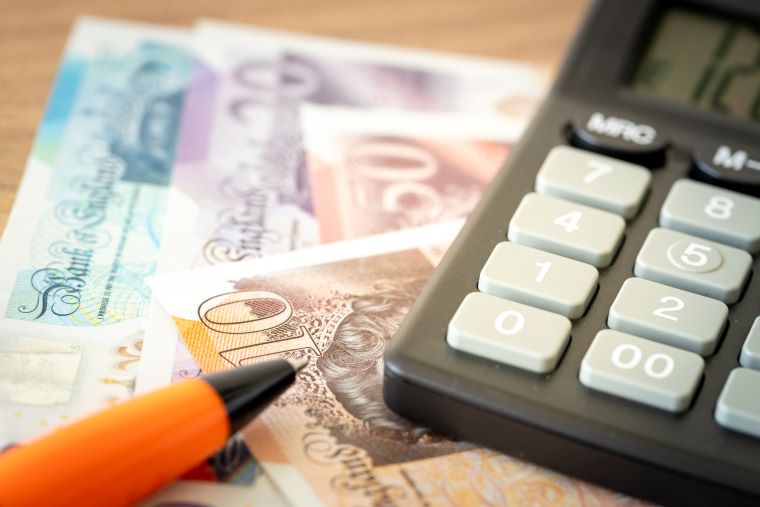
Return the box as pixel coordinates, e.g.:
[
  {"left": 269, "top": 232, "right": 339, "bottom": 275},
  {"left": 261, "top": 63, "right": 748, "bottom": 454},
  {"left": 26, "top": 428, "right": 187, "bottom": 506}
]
[
  {"left": 693, "top": 143, "right": 760, "bottom": 197},
  {"left": 571, "top": 111, "right": 668, "bottom": 167}
]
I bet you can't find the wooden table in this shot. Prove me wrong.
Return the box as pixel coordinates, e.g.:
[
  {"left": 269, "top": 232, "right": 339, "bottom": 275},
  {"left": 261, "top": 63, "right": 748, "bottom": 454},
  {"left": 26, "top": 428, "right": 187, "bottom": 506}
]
[{"left": 0, "top": 0, "right": 589, "bottom": 231}]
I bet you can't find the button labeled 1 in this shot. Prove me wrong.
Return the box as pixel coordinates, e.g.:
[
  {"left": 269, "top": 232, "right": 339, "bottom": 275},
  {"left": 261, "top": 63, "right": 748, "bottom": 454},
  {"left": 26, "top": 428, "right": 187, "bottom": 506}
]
[
  {"left": 479, "top": 242, "right": 598, "bottom": 318},
  {"left": 448, "top": 292, "right": 570, "bottom": 373},
  {"left": 580, "top": 330, "right": 704, "bottom": 412}
]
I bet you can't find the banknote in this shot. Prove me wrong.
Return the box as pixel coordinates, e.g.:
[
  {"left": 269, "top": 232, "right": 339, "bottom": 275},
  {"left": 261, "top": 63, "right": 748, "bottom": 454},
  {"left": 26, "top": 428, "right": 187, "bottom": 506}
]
[
  {"left": 0, "top": 17, "right": 191, "bottom": 446},
  {"left": 160, "top": 19, "right": 547, "bottom": 271},
  {"left": 139, "top": 475, "right": 288, "bottom": 507},
  {"left": 148, "top": 223, "right": 649, "bottom": 507},
  {"left": 135, "top": 22, "right": 545, "bottom": 392},
  {"left": 301, "top": 105, "right": 520, "bottom": 242}
]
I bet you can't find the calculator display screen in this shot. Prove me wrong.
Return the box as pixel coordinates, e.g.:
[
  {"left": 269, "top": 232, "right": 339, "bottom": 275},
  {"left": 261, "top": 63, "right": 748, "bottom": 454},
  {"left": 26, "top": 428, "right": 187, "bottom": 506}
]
[{"left": 631, "top": 7, "right": 760, "bottom": 124}]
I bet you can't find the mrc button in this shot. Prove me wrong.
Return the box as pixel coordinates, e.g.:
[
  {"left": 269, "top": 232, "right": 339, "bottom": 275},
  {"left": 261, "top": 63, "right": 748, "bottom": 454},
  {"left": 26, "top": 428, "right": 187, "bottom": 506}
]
[
  {"left": 571, "top": 111, "right": 668, "bottom": 167},
  {"left": 693, "top": 143, "right": 760, "bottom": 197}
]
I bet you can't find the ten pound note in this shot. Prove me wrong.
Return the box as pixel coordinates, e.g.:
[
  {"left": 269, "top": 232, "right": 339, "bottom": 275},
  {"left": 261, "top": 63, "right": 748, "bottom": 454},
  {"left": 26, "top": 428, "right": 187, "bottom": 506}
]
[
  {"left": 148, "top": 223, "right": 650, "bottom": 507},
  {"left": 0, "top": 18, "right": 192, "bottom": 447}
]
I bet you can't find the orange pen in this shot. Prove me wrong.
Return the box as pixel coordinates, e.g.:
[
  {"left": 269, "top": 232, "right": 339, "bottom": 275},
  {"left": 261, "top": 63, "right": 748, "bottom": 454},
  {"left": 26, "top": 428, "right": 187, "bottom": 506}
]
[{"left": 0, "top": 357, "right": 307, "bottom": 507}]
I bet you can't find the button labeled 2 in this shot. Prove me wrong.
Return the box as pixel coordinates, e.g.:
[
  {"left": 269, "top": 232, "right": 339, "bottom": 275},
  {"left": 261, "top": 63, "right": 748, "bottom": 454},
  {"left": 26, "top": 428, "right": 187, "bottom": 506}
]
[{"left": 608, "top": 278, "right": 727, "bottom": 356}]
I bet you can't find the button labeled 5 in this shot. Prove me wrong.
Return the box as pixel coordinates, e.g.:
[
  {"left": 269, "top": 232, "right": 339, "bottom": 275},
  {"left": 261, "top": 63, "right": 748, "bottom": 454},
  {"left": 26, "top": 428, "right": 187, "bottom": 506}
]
[{"left": 635, "top": 228, "right": 751, "bottom": 304}]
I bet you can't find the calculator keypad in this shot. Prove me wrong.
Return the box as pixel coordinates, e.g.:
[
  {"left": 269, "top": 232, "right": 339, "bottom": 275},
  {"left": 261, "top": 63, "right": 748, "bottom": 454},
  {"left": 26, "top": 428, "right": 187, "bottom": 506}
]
[
  {"left": 660, "top": 179, "right": 760, "bottom": 253},
  {"left": 479, "top": 242, "right": 598, "bottom": 319},
  {"left": 740, "top": 318, "right": 760, "bottom": 370},
  {"left": 536, "top": 145, "right": 651, "bottom": 219},
  {"left": 447, "top": 292, "right": 570, "bottom": 374},
  {"left": 608, "top": 278, "right": 727, "bottom": 356},
  {"left": 580, "top": 330, "right": 704, "bottom": 412},
  {"left": 446, "top": 135, "right": 758, "bottom": 425},
  {"left": 508, "top": 193, "right": 625, "bottom": 268},
  {"left": 715, "top": 368, "right": 760, "bottom": 439},
  {"left": 634, "top": 228, "right": 752, "bottom": 304}
]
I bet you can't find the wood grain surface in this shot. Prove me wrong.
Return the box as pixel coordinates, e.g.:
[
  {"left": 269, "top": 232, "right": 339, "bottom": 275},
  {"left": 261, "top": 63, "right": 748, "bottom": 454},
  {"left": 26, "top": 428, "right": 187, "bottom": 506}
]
[{"left": 0, "top": 0, "right": 589, "bottom": 232}]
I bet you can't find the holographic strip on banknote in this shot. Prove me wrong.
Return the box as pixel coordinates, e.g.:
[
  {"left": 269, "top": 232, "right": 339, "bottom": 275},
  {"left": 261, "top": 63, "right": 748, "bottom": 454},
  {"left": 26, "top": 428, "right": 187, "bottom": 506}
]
[{"left": 0, "top": 17, "right": 192, "bottom": 446}]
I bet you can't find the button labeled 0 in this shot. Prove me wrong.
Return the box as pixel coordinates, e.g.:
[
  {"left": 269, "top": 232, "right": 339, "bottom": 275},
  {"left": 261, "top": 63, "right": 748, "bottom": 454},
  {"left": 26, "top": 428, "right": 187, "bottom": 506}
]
[{"left": 447, "top": 292, "right": 570, "bottom": 374}]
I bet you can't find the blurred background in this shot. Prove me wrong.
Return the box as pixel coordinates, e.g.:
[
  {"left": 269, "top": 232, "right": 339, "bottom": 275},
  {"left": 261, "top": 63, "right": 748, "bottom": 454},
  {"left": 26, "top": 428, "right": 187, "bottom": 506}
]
[{"left": 0, "top": 0, "right": 588, "bottom": 230}]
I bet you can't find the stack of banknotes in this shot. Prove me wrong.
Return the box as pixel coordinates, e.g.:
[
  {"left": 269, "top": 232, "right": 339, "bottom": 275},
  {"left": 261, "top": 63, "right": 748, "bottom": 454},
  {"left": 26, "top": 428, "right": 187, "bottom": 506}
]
[{"left": 0, "top": 16, "right": 650, "bottom": 506}]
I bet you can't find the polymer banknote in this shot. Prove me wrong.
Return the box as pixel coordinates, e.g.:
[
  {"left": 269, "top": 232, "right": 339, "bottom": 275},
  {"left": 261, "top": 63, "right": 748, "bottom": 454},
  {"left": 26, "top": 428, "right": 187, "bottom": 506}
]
[
  {"left": 148, "top": 223, "right": 649, "bottom": 507},
  {"left": 0, "top": 17, "right": 191, "bottom": 446},
  {"left": 140, "top": 475, "right": 287, "bottom": 507}
]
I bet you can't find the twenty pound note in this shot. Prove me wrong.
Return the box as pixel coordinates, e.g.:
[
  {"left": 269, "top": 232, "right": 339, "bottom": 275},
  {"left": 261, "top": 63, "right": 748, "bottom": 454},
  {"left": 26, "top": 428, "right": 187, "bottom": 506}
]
[
  {"left": 148, "top": 223, "right": 649, "bottom": 507},
  {"left": 161, "top": 20, "right": 547, "bottom": 270},
  {"left": 0, "top": 17, "right": 192, "bottom": 446}
]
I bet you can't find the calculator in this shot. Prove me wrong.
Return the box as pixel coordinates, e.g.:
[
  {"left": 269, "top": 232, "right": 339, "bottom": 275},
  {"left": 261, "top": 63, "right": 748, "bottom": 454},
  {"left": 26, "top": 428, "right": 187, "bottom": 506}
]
[{"left": 383, "top": 1, "right": 760, "bottom": 505}]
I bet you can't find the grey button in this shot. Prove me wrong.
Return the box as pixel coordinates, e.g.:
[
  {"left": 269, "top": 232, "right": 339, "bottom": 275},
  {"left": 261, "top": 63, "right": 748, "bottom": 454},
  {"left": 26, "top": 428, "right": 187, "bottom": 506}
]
[
  {"left": 448, "top": 292, "right": 570, "bottom": 373},
  {"left": 536, "top": 145, "right": 651, "bottom": 219},
  {"left": 580, "top": 329, "right": 704, "bottom": 412},
  {"left": 479, "top": 242, "right": 598, "bottom": 318},
  {"left": 634, "top": 228, "right": 752, "bottom": 304},
  {"left": 608, "top": 278, "right": 727, "bottom": 356},
  {"left": 660, "top": 179, "right": 760, "bottom": 253},
  {"left": 715, "top": 368, "right": 760, "bottom": 439},
  {"left": 508, "top": 193, "right": 625, "bottom": 268},
  {"left": 740, "top": 317, "right": 760, "bottom": 370}
]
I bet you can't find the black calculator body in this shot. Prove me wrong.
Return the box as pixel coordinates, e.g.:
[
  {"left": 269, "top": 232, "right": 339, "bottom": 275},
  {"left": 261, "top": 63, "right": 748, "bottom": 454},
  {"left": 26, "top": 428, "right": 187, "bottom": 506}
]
[{"left": 384, "top": 1, "right": 760, "bottom": 505}]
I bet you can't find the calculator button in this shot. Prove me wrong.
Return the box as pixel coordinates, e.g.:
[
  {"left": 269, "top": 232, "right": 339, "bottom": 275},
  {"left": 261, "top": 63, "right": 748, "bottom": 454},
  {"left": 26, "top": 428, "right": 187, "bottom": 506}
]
[
  {"left": 608, "top": 278, "right": 727, "bottom": 356},
  {"left": 536, "top": 146, "right": 651, "bottom": 219},
  {"left": 715, "top": 368, "right": 760, "bottom": 439},
  {"left": 447, "top": 292, "right": 570, "bottom": 373},
  {"left": 479, "top": 242, "right": 598, "bottom": 318},
  {"left": 693, "top": 143, "right": 760, "bottom": 197},
  {"left": 508, "top": 193, "right": 625, "bottom": 268},
  {"left": 740, "top": 317, "right": 760, "bottom": 370},
  {"left": 580, "top": 330, "right": 704, "bottom": 412},
  {"left": 634, "top": 228, "right": 752, "bottom": 304},
  {"left": 570, "top": 111, "right": 667, "bottom": 166},
  {"left": 660, "top": 179, "right": 760, "bottom": 253}
]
